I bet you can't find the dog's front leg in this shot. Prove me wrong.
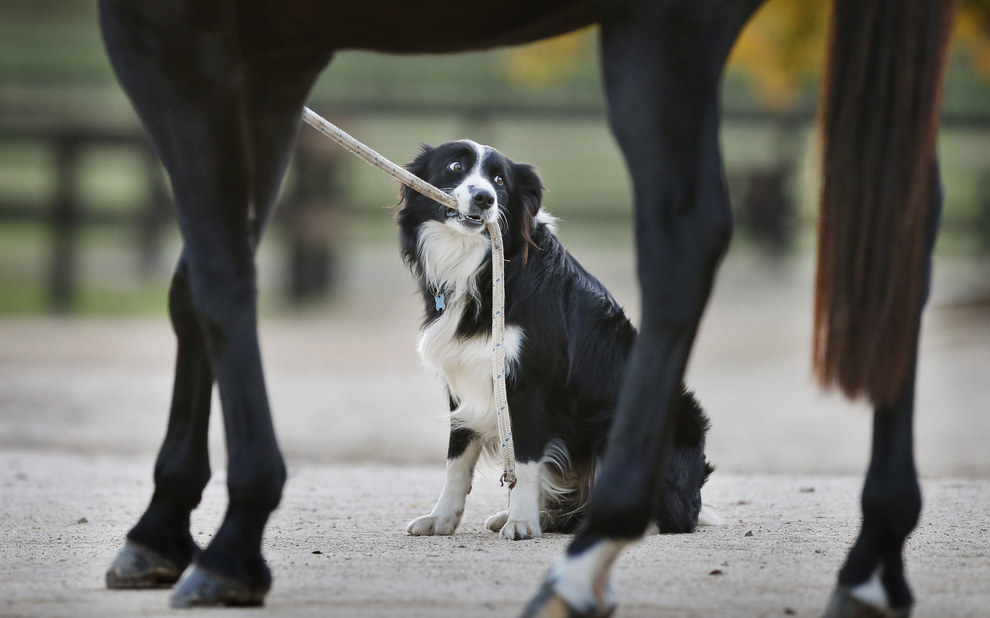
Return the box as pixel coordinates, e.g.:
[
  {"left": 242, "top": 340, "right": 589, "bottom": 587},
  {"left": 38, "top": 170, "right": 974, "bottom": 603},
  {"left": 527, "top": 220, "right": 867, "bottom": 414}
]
[
  {"left": 407, "top": 427, "right": 480, "bottom": 536},
  {"left": 485, "top": 460, "right": 544, "bottom": 540},
  {"left": 486, "top": 384, "right": 549, "bottom": 540}
]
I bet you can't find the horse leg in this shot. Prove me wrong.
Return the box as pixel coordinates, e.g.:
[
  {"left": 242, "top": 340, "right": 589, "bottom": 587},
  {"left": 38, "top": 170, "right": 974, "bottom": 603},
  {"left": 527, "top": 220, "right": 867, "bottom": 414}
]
[
  {"left": 164, "top": 61, "right": 328, "bottom": 603},
  {"left": 522, "top": 1, "right": 762, "bottom": 615},
  {"left": 105, "top": 258, "right": 213, "bottom": 588},
  {"left": 98, "top": 1, "right": 329, "bottom": 606},
  {"left": 825, "top": 173, "right": 942, "bottom": 618},
  {"left": 826, "top": 387, "right": 921, "bottom": 618}
]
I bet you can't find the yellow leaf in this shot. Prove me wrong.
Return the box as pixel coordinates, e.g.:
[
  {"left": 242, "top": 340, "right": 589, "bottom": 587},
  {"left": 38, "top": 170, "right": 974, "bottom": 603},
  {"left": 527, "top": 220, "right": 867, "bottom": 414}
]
[{"left": 501, "top": 28, "right": 595, "bottom": 88}]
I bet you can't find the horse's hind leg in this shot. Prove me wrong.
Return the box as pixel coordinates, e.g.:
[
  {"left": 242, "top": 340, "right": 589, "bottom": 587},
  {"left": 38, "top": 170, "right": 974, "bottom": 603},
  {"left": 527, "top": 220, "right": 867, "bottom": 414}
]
[
  {"left": 523, "top": 1, "right": 761, "bottom": 615},
  {"left": 825, "top": 173, "right": 942, "bottom": 618},
  {"left": 826, "top": 387, "right": 921, "bottom": 618},
  {"left": 98, "top": 0, "right": 328, "bottom": 606}
]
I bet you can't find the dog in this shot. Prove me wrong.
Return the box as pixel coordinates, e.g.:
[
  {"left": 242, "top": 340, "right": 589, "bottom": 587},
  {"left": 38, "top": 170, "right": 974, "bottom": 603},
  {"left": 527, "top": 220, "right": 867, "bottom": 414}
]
[{"left": 398, "top": 140, "right": 713, "bottom": 540}]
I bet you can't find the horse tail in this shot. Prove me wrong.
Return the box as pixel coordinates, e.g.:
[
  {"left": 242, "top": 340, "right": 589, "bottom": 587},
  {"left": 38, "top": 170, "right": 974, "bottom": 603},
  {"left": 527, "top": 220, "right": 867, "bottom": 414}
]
[{"left": 813, "top": 0, "right": 958, "bottom": 406}]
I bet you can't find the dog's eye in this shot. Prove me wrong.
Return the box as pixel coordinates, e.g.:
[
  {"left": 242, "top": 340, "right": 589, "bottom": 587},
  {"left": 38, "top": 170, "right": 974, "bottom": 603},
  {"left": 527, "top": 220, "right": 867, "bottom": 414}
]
[
  {"left": 494, "top": 175, "right": 504, "bottom": 185},
  {"left": 448, "top": 161, "right": 463, "bottom": 172}
]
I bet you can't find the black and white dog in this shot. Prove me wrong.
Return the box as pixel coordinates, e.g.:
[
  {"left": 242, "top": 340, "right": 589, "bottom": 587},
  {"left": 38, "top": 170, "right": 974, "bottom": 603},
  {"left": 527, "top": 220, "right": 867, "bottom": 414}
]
[{"left": 398, "top": 140, "right": 713, "bottom": 540}]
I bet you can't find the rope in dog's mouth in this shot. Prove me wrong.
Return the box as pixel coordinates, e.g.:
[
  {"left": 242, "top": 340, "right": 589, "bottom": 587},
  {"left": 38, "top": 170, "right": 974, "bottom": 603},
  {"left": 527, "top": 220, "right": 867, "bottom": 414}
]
[{"left": 301, "top": 106, "right": 517, "bottom": 489}]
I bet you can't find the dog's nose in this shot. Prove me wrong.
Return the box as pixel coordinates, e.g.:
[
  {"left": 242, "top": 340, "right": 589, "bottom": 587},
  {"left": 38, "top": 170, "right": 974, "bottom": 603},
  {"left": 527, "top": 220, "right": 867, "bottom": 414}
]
[{"left": 471, "top": 188, "right": 496, "bottom": 210}]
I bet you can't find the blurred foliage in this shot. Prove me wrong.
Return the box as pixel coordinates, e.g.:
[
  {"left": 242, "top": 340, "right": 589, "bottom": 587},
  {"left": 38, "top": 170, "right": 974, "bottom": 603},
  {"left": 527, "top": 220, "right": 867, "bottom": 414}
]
[
  {"left": 0, "top": 0, "right": 987, "bottom": 115},
  {"left": 728, "top": 0, "right": 829, "bottom": 110},
  {"left": 731, "top": 0, "right": 990, "bottom": 110},
  {"left": 501, "top": 28, "right": 596, "bottom": 88},
  {"left": 957, "top": 0, "right": 990, "bottom": 76},
  {"left": 500, "top": 0, "right": 990, "bottom": 110}
]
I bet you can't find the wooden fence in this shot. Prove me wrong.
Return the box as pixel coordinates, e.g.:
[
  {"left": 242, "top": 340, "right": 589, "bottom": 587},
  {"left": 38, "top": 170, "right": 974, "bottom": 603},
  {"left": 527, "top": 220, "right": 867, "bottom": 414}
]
[{"left": 1, "top": 104, "right": 986, "bottom": 311}]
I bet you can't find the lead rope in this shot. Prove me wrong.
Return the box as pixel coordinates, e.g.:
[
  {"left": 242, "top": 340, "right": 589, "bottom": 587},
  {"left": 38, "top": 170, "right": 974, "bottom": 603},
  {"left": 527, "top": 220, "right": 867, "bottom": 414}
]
[
  {"left": 488, "top": 223, "right": 516, "bottom": 489},
  {"left": 301, "top": 107, "right": 517, "bottom": 489}
]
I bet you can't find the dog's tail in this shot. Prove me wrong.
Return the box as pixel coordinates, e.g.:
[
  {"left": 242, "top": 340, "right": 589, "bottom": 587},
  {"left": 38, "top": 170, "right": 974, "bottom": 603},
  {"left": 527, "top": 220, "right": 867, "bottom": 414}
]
[{"left": 812, "top": 0, "right": 957, "bottom": 406}]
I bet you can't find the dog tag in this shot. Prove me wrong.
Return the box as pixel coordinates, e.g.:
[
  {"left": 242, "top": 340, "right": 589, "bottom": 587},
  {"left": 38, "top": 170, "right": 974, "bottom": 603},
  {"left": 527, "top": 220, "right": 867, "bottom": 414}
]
[{"left": 434, "top": 293, "right": 445, "bottom": 312}]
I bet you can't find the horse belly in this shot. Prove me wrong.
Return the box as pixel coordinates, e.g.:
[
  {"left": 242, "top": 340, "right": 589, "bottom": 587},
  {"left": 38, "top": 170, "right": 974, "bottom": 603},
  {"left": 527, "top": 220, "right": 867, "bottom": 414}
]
[{"left": 295, "top": 0, "right": 596, "bottom": 53}]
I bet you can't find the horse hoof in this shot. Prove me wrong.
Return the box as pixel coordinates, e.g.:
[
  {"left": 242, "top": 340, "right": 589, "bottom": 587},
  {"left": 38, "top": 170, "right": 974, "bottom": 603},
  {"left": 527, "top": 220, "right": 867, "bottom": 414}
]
[
  {"left": 520, "top": 580, "right": 615, "bottom": 618},
  {"left": 824, "top": 586, "right": 911, "bottom": 618},
  {"left": 105, "top": 540, "right": 184, "bottom": 589},
  {"left": 170, "top": 564, "right": 267, "bottom": 608}
]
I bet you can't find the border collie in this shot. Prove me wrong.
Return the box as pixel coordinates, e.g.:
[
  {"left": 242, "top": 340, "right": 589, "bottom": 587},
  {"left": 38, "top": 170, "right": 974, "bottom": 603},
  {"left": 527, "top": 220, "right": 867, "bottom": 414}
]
[{"left": 398, "top": 140, "right": 712, "bottom": 540}]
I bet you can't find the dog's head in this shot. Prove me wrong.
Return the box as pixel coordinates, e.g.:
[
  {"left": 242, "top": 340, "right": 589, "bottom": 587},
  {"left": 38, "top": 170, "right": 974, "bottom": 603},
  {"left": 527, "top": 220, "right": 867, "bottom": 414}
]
[{"left": 400, "top": 140, "right": 545, "bottom": 261}]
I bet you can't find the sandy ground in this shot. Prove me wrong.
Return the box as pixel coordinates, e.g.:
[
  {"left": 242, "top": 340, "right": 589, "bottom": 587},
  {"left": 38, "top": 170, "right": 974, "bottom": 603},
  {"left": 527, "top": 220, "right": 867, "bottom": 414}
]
[{"left": 1, "top": 245, "right": 989, "bottom": 616}]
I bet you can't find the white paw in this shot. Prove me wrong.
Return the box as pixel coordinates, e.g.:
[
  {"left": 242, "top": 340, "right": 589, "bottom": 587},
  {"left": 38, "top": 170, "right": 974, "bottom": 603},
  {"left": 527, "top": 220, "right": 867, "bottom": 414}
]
[
  {"left": 406, "top": 513, "right": 460, "bottom": 536},
  {"left": 499, "top": 517, "right": 542, "bottom": 540},
  {"left": 485, "top": 511, "right": 509, "bottom": 532},
  {"left": 544, "top": 540, "right": 625, "bottom": 616},
  {"left": 697, "top": 504, "right": 723, "bottom": 526}
]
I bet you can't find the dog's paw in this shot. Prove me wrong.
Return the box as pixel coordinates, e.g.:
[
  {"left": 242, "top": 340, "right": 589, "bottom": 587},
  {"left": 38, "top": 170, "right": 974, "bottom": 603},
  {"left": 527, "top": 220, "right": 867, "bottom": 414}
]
[
  {"left": 499, "top": 517, "right": 542, "bottom": 540},
  {"left": 487, "top": 511, "right": 541, "bottom": 539},
  {"left": 406, "top": 513, "right": 460, "bottom": 536},
  {"left": 485, "top": 511, "right": 509, "bottom": 532}
]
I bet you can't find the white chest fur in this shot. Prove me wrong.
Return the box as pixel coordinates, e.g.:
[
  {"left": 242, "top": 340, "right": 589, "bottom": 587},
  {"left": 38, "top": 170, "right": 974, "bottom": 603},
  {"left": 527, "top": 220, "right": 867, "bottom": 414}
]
[
  {"left": 415, "top": 220, "right": 525, "bottom": 439},
  {"left": 419, "top": 313, "right": 525, "bottom": 438}
]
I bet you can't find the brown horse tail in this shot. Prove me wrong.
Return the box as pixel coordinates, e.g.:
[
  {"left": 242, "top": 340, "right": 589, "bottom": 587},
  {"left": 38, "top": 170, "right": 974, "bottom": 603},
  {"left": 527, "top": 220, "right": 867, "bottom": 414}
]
[{"left": 813, "top": 0, "right": 958, "bottom": 406}]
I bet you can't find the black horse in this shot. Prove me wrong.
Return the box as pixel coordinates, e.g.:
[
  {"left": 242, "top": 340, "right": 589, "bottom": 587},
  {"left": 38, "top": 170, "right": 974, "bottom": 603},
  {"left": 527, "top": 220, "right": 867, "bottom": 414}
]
[{"left": 98, "top": 0, "right": 958, "bottom": 615}]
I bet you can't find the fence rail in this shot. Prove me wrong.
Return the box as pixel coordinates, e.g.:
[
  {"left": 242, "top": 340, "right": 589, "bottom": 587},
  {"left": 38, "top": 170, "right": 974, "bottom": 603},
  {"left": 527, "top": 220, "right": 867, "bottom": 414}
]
[{"left": 2, "top": 103, "right": 988, "bottom": 311}]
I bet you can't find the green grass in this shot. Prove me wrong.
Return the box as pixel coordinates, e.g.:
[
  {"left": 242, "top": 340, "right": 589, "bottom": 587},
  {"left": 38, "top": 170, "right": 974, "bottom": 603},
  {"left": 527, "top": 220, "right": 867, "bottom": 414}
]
[
  {"left": 0, "top": 282, "right": 170, "bottom": 316},
  {"left": 0, "top": 223, "right": 171, "bottom": 315}
]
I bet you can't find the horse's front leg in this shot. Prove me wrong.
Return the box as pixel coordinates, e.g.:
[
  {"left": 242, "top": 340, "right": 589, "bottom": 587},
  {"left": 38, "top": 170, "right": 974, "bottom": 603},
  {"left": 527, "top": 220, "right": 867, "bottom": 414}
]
[
  {"left": 98, "top": 0, "right": 329, "bottom": 606},
  {"left": 523, "top": 1, "right": 762, "bottom": 615},
  {"left": 105, "top": 258, "right": 213, "bottom": 588},
  {"left": 161, "top": 85, "right": 324, "bottom": 606}
]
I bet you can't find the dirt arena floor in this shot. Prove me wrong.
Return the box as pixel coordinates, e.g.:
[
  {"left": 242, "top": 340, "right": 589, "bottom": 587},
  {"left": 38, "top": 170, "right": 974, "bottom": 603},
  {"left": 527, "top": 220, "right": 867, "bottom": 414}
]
[{"left": 2, "top": 245, "right": 989, "bottom": 617}]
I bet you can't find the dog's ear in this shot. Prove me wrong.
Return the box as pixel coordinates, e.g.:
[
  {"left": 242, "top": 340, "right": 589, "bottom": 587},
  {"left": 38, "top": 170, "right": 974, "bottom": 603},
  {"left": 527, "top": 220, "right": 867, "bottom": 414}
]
[
  {"left": 513, "top": 163, "right": 545, "bottom": 264},
  {"left": 402, "top": 144, "right": 434, "bottom": 203}
]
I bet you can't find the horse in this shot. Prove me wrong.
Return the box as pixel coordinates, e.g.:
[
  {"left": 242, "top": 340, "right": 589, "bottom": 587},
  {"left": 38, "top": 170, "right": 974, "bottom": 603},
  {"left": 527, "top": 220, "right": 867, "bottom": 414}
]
[{"left": 97, "top": 0, "right": 958, "bottom": 615}]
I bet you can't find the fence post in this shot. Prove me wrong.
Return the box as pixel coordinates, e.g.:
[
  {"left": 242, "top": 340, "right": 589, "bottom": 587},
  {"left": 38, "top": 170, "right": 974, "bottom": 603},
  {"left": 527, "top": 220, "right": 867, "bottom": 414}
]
[
  {"left": 49, "top": 135, "right": 81, "bottom": 312},
  {"left": 739, "top": 115, "right": 803, "bottom": 258},
  {"left": 283, "top": 129, "right": 341, "bottom": 302},
  {"left": 137, "top": 144, "right": 171, "bottom": 276}
]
